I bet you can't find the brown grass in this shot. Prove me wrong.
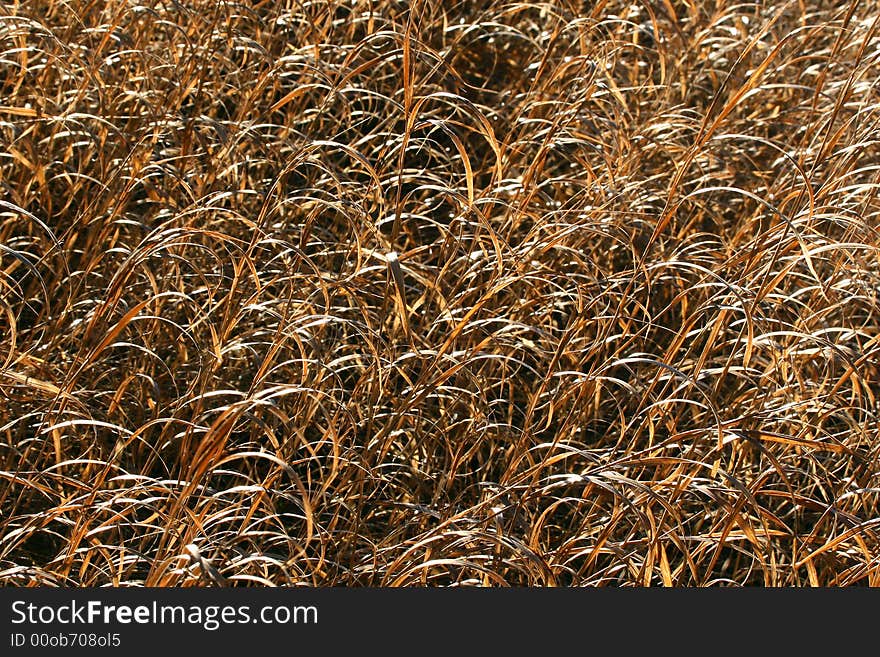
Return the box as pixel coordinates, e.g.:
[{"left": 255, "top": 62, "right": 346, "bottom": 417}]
[{"left": 1, "top": 0, "right": 879, "bottom": 586}]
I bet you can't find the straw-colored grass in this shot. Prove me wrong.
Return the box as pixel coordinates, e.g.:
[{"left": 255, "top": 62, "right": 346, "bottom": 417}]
[{"left": 1, "top": 0, "right": 879, "bottom": 586}]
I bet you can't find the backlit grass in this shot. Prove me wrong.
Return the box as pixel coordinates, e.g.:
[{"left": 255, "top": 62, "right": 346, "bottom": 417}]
[{"left": 1, "top": 0, "right": 879, "bottom": 586}]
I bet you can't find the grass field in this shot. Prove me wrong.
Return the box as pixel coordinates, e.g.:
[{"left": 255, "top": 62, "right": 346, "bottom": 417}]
[{"left": 1, "top": 0, "right": 879, "bottom": 586}]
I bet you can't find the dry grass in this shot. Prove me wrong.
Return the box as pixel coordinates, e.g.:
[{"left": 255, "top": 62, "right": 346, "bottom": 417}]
[{"left": 1, "top": 0, "right": 879, "bottom": 587}]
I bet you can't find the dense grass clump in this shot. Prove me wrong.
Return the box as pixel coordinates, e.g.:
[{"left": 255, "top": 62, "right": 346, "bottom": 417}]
[{"left": 1, "top": 0, "right": 879, "bottom": 586}]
